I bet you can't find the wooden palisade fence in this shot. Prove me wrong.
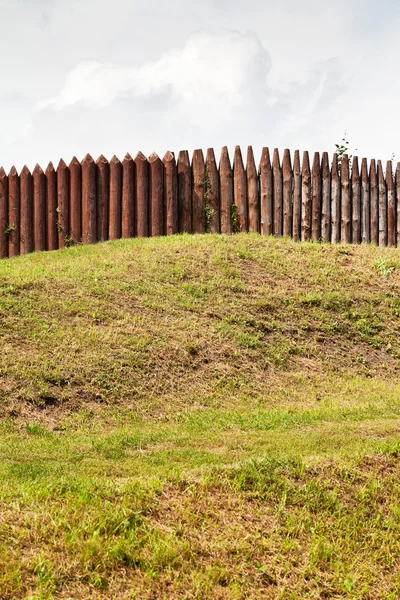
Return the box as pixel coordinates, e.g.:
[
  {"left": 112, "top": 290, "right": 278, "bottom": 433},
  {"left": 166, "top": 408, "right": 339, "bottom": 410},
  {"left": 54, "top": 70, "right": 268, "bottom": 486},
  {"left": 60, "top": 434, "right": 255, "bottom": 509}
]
[{"left": 0, "top": 146, "right": 399, "bottom": 259}]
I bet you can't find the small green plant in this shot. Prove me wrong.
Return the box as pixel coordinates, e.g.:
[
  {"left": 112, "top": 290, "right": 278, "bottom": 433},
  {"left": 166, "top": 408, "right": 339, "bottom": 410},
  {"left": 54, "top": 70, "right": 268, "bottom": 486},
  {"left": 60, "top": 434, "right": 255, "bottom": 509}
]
[
  {"left": 231, "top": 203, "right": 239, "bottom": 233},
  {"left": 334, "top": 130, "right": 357, "bottom": 171},
  {"left": 374, "top": 257, "right": 396, "bottom": 277},
  {"left": 4, "top": 224, "right": 16, "bottom": 236},
  {"left": 64, "top": 236, "right": 74, "bottom": 248}
]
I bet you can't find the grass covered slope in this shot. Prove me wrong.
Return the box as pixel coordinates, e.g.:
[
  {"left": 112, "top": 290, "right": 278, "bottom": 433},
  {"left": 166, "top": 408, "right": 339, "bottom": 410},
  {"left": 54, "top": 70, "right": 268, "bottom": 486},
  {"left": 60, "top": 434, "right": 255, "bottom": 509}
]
[{"left": 1, "top": 234, "right": 400, "bottom": 599}]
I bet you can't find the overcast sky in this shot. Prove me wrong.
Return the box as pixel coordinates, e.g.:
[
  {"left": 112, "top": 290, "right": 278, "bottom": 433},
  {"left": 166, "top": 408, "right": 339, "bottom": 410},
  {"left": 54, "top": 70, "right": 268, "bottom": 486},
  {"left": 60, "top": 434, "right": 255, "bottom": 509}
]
[{"left": 1, "top": 0, "right": 399, "bottom": 171}]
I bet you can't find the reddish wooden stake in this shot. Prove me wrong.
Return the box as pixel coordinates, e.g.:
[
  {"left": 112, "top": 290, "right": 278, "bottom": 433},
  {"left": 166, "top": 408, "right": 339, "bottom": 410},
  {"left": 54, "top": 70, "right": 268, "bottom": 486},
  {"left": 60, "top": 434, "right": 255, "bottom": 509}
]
[
  {"left": 247, "top": 146, "right": 259, "bottom": 233},
  {"left": 8, "top": 166, "right": 20, "bottom": 257},
  {"left": 311, "top": 152, "right": 321, "bottom": 240},
  {"left": 20, "top": 165, "right": 33, "bottom": 255},
  {"left": 331, "top": 153, "right": 340, "bottom": 243},
  {"left": 57, "top": 159, "right": 69, "bottom": 248},
  {"left": 135, "top": 152, "right": 149, "bottom": 237},
  {"left": 341, "top": 155, "right": 351, "bottom": 244},
  {"left": 69, "top": 157, "right": 82, "bottom": 244},
  {"left": 192, "top": 149, "right": 205, "bottom": 234},
  {"left": 33, "top": 164, "right": 46, "bottom": 252},
  {"left": 109, "top": 155, "right": 122, "bottom": 240},
  {"left": 377, "top": 160, "right": 387, "bottom": 246},
  {"left": 45, "top": 163, "right": 58, "bottom": 251},
  {"left": 396, "top": 163, "right": 400, "bottom": 246},
  {"left": 259, "top": 147, "right": 273, "bottom": 236},
  {"left": 96, "top": 155, "right": 109, "bottom": 242},
  {"left": 82, "top": 154, "right": 96, "bottom": 244},
  {"left": 162, "top": 151, "right": 178, "bottom": 235},
  {"left": 234, "top": 146, "right": 248, "bottom": 232},
  {"left": 386, "top": 160, "right": 395, "bottom": 247},
  {"left": 282, "top": 149, "right": 292, "bottom": 238},
  {"left": 273, "top": 148, "right": 282, "bottom": 236},
  {"left": 361, "top": 159, "right": 370, "bottom": 243},
  {"left": 351, "top": 157, "right": 361, "bottom": 244},
  {"left": 206, "top": 148, "right": 220, "bottom": 233},
  {"left": 301, "top": 151, "right": 311, "bottom": 241},
  {"left": 122, "top": 153, "right": 135, "bottom": 239},
  {"left": 219, "top": 146, "right": 233, "bottom": 234},
  {"left": 0, "top": 168, "right": 8, "bottom": 258},
  {"left": 292, "top": 150, "right": 301, "bottom": 241},
  {"left": 321, "top": 152, "right": 330, "bottom": 242},
  {"left": 177, "top": 151, "right": 191, "bottom": 233},
  {"left": 149, "top": 152, "right": 164, "bottom": 237},
  {"left": 369, "top": 159, "right": 378, "bottom": 244}
]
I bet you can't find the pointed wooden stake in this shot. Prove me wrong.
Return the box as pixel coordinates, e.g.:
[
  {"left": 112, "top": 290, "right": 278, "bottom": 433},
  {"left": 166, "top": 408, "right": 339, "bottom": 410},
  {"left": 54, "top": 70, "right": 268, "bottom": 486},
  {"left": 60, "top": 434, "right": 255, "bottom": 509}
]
[
  {"left": 311, "top": 152, "right": 321, "bottom": 240},
  {"left": 282, "top": 149, "right": 292, "bottom": 238},
  {"left": 0, "top": 167, "right": 8, "bottom": 258},
  {"left": 134, "top": 152, "right": 149, "bottom": 237},
  {"left": 370, "top": 159, "right": 378, "bottom": 244},
  {"left": 20, "top": 165, "right": 33, "bottom": 254},
  {"left": 292, "top": 150, "right": 301, "bottom": 242},
  {"left": 273, "top": 149, "right": 282, "bottom": 236},
  {"left": 206, "top": 148, "right": 220, "bottom": 234},
  {"left": 220, "top": 146, "right": 233, "bottom": 234},
  {"left": 246, "top": 146, "right": 259, "bottom": 233},
  {"left": 149, "top": 152, "right": 164, "bottom": 237},
  {"left": 377, "top": 160, "right": 387, "bottom": 246},
  {"left": 163, "top": 151, "right": 178, "bottom": 235},
  {"left": 96, "top": 155, "right": 109, "bottom": 242},
  {"left": 57, "top": 159, "right": 69, "bottom": 248},
  {"left": 341, "top": 155, "right": 351, "bottom": 244},
  {"left": 8, "top": 166, "right": 20, "bottom": 257},
  {"left": 351, "top": 157, "right": 361, "bottom": 244},
  {"left": 321, "top": 152, "right": 330, "bottom": 242},
  {"left": 331, "top": 154, "right": 340, "bottom": 243},
  {"left": 301, "top": 151, "right": 311, "bottom": 241},
  {"left": 45, "top": 163, "right": 58, "bottom": 251},
  {"left": 386, "top": 161, "right": 395, "bottom": 247},
  {"left": 178, "top": 151, "right": 191, "bottom": 233},
  {"left": 234, "top": 146, "right": 248, "bottom": 232},
  {"left": 33, "top": 164, "right": 46, "bottom": 252},
  {"left": 82, "top": 154, "right": 96, "bottom": 244},
  {"left": 192, "top": 149, "right": 205, "bottom": 234},
  {"left": 361, "top": 159, "right": 370, "bottom": 244},
  {"left": 69, "top": 157, "right": 82, "bottom": 244},
  {"left": 122, "top": 153, "right": 135, "bottom": 239}
]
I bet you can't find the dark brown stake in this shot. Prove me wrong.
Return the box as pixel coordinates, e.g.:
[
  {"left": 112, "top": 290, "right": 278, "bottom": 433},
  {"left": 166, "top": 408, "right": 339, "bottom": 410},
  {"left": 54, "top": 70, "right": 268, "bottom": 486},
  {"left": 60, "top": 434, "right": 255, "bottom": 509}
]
[
  {"left": 96, "top": 155, "right": 109, "bottom": 242},
  {"left": 301, "top": 151, "right": 311, "bottom": 241},
  {"left": 361, "top": 159, "right": 370, "bottom": 243},
  {"left": 149, "top": 152, "right": 164, "bottom": 237},
  {"left": 45, "top": 163, "right": 58, "bottom": 251},
  {"left": 177, "top": 151, "right": 191, "bottom": 233},
  {"left": 331, "top": 153, "right": 340, "bottom": 243},
  {"left": 20, "top": 165, "right": 33, "bottom": 255},
  {"left": 234, "top": 146, "right": 248, "bottom": 232},
  {"left": 206, "top": 148, "right": 220, "bottom": 233},
  {"left": 259, "top": 147, "right": 273, "bottom": 236},
  {"left": 57, "top": 159, "right": 69, "bottom": 249},
  {"left": 369, "top": 160, "right": 378, "bottom": 244},
  {"left": 0, "top": 168, "right": 8, "bottom": 258},
  {"left": 247, "top": 146, "right": 259, "bottom": 233},
  {"left": 341, "top": 155, "right": 351, "bottom": 244},
  {"left": 321, "top": 152, "right": 331, "bottom": 242},
  {"left": 351, "top": 157, "right": 361, "bottom": 244},
  {"left": 82, "top": 154, "right": 96, "bottom": 244},
  {"left": 109, "top": 156, "right": 122, "bottom": 240},
  {"left": 311, "top": 152, "right": 321, "bottom": 240},
  {"left": 69, "top": 157, "right": 82, "bottom": 244},
  {"left": 135, "top": 152, "right": 149, "bottom": 238},
  {"left": 396, "top": 163, "right": 400, "bottom": 246},
  {"left": 8, "top": 166, "right": 20, "bottom": 257},
  {"left": 292, "top": 150, "right": 301, "bottom": 241},
  {"left": 386, "top": 161, "right": 395, "bottom": 247},
  {"left": 272, "top": 148, "right": 282, "bottom": 236},
  {"left": 192, "top": 149, "right": 205, "bottom": 234},
  {"left": 282, "top": 149, "right": 292, "bottom": 238},
  {"left": 162, "top": 151, "right": 178, "bottom": 236},
  {"left": 122, "top": 153, "right": 135, "bottom": 239},
  {"left": 33, "top": 164, "right": 46, "bottom": 252},
  {"left": 377, "top": 160, "right": 387, "bottom": 246},
  {"left": 219, "top": 146, "right": 233, "bottom": 234}
]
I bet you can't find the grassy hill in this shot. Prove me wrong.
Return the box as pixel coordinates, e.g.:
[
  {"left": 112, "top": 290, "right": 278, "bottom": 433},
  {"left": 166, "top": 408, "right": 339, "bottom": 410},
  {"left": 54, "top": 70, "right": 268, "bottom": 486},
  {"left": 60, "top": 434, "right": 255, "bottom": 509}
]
[{"left": 1, "top": 234, "right": 400, "bottom": 599}]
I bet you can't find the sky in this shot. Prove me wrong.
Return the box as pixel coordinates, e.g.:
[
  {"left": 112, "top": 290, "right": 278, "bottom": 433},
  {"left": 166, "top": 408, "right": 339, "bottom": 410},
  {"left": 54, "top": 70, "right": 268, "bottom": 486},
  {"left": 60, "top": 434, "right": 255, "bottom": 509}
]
[{"left": 1, "top": 0, "right": 399, "bottom": 171}]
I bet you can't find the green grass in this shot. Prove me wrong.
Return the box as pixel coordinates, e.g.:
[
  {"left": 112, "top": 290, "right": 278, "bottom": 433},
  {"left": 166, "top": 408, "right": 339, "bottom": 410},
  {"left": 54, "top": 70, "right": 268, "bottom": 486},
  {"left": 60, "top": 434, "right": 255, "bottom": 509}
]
[{"left": 1, "top": 234, "right": 400, "bottom": 598}]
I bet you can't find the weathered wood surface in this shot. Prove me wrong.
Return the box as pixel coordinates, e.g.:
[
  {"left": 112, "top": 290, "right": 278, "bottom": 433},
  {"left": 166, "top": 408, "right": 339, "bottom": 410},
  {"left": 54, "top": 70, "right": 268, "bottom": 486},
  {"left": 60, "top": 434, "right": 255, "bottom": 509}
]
[
  {"left": 351, "top": 157, "right": 361, "bottom": 244},
  {"left": 369, "top": 159, "right": 378, "bottom": 244},
  {"left": 396, "top": 163, "right": 400, "bottom": 245},
  {"left": 273, "top": 148, "right": 282, "bottom": 236},
  {"left": 259, "top": 147, "right": 273, "bottom": 236},
  {"left": 292, "top": 150, "right": 301, "bottom": 242},
  {"left": 361, "top": 159, "right": 370, "bottom": 244},
  {"left": 386, "top": 161, "right": 395, "bottom": 247},
  {"left": 177, "top": 150, "right": 191, "bottom": 233},
  {"left": 377, "top": 160, "right": 387, "bottom": 246},
  {"left": 234, "top": 146, "right": 248, "bottom": 232},
  {"left": 135, "top": 152, "right": 149, "bottom": 238},
  {"left": 69, "top": 157, "right": 82, "bottom": 244},
  {"left": 206, "top": 148, "right": 220, "bottom": 234},
  {"left": 33, "top": 164, "right": 46, "bottom": 252},
  {"left": 331, "top": 153, "right": 340, "bottom": 243},
  {"left": 109, "top": 156, "right": 122, "bottom": 240},
  {"left": 311, "top": 152, "right": 321, "bottom": 240},
  {"left": 219, "top": 146, "right": 233, "bottom": 235},
  {"left": 163, "top": 151, "right": 178, "bottom": 235},
  {"left": 82, "top": 154, "right": 96, "bottom": 245},
  {"left": 57, "top": 159, "right": 69, "bottom": 249},
  {"left": 96, "top": 155, "right": 109, "bottom": 243},
  {"left": 247, "top": 146, "right": 259, "bottom": 233},
  {"left": 301, "top": 151, "right": 311, "bottom": 241},
  {"left": 0, "top": 168, "right": 8, "bottom": 258},
  {"left": 8, "top": 167, "right": 20, "bottom": 257},
  {"left": 20, "top": 165, "right": 33, "bottom": 255},
  {"left": 321, "top": 152, "right": 330, "bottom": 242},
  {"left": 45, "top": 163, "right": 57, "bottom": 252},
  {"left": 282, "top": 149, "right": 292, "bottom": 238},
  {"left": 122, "top": 153, "right": 135, "bottom": 239},
  {"left": 149, "top": 152, "right": 164, "bottom": 237},
  {"left": 341, "top": 155, "right": 351, "bottom": 244},
  {"left": 192, "top": 149, "right": 205, "bottom": 234}
]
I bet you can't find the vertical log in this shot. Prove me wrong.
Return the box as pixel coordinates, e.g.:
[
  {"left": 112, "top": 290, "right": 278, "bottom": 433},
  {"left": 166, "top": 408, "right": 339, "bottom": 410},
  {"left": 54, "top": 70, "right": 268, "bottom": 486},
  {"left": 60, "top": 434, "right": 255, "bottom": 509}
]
[
  {"left": 301, "top": 151, "right": 311, "bottom": 241},
  {"left": 57, "top": 159, "right": 69, "bottom": 249},
  {"left": 321, "top": 152, "right": 330, "bottom": 242},
  {"left": 377, "top": 160, "right": 387, "bottom": 246},
  {"left": 219, "top": 146, "right": 233, "bottom": 234},
  {"left": 20, "top": 165, "right": 33, "bottom": 255},
  {"left": 386, "top": 161, "right": 395, "bottom": 247},
  {"left": 206, "top": 148, "right": 220, "bottom": 234},
  {"left": 351, "top": 157, "right": 361, "bottom": 244},
  {"left": 259, "top": 147, "right": 273, "bottom": 236},
  {"left": 33, "top": 164, "right": 46, "bottom": 252},
  {"left": 0, "top": 168, "right": 8, "bottom": 259},
  {"left": 96, "top": 155, "right": 109, "bottom": 242},
  {"left": 341, "top": 155, "right": 351, "bottom": 243},
  {"left": 69, "top": 157, "right": 82, "bottom": 245},
  {"left": 177, "top": 151, "right": 191, "bottom": 233},
  {"left": 396, "top": 163, "right": 400, "bottom": 247},
  {"left": 82, "top": 154, "right": 96, "bottom": 244},
  {"left": 311, "top": 152, "right": 321, "bottom": 240},
  {"left": 149, "top": 152, "right": 164, "bottom": 237},
  {"left": 109, "top": 155, "right": 122, "bottom": 240},
  {"left": 246, "top": 146, "right": 259, "bottom": 233},
  {"left": 331, "top": 153, "right": 340, "bottom": 243},
  {"left": 234, "top": 146, "right": 248, "bottom": 232},
  {"left": 45, "top": 163, "right": 58, "bottom": 251},
  {"left": 361, "top": 159, "right": 370, "bottom": 244},
  {"left": 163, "top": 151, "right": 178, "bottom": 236},
  {"left": 122, "top": 153, "right": 135, "bottom": 239},
  {"left": 292, "top": 150, "right": 301, "bottom": 242},
  {"left": 8, "top": 167, "right": 20, "bottom": 257},
  {"left": 192, "top": 149, "right": 205, "bottom": 234},
  {"left": 273, "top": 148, "right": 282, "bottom": 236},
  {"left": 282, "top": 149, "right": 292, "bottom": 238},
  {"left": 135, "top": 152, "right": 149, "bottom": 238},
  {"left": 370, "top": 159, "right": 378, "bottom": 244}
]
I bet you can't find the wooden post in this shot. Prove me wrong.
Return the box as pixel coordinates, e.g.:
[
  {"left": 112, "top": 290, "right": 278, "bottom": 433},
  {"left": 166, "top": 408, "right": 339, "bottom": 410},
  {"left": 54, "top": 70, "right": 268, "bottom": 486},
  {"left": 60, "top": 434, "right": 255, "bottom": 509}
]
[
  {"left": 96, "top": 155, "right": 109, "bottom": 242},
  {"left": 177, "top": 150, "right": 191, "bottom": 233},
  {"left": 0, "top": 168, "right": 8, "bottom": 259},
  {"left": 122, "top": 153, "right": 135, "bottom": 239},
  {"left": 57, "top": 159, "right": 69, "bottom": 249},
  {"left": 282, "top": 149, "right": 292, "bottom": 238},
  {"left": 234, "top": 146, "right": 248, "bottom": 232},
  {"left": 45, "top": 163, "right": 58, "bottom": 251},
  {"left": 82, "top": 154, "right": 96, "bottom": 244},
  {"left": 396, "top": 163, "right": 400, "bottom": 247},
  {"left": 361, "top": 159, "right": 370, "bottom": 243},
  {"left": 247, "top": 146, "right": 259, "bottom": 233},
  {"left": 370, "top": 159, "right": 378, "bottom": 244},
  {"left": 377, "top": 160, "right": 387, "bottom": 246},
  {"left": 292, "top": 150, "right": 301, "bottom": 241},
  {"left": 341, "top": 155, "right": 351, "bottom": 243},
  {"left": 69, "top": 157, "right": 82, "bottom": 244},
  {"left": 162, "top": 151, "right": 178, "bottom": 235},
  {"left": 301, "top": 151, "right": 311, "bottom": 241},
  {"left": 8, "top": 166, "right": 20, "bottom": 257},
  {"left": 351, "top": 157, "right": 361, "bottom": 244},
  {"left": 386, "top": 161, "right": 395, "bottom": 247},
  {"left": 192, "top": 149, "right": 205, "bottom": 234},
  {"left": 259, "top": 147, "right": 273, "bottom": 236},
  {"left": 135, "top": 152, "right": 149, "bottom": 237},
  {"left": 331, "top": 153, "right": 340, "bottom": 243},
  {"left": 273, "top": 148, "right": 282, "bottom": 236},
  {"left": 149, "top": 152, "right": 164, "bottom": 237},
  {"left": 33, "top": 164, "right": 46, "bottom": 252},
  {"left": 20, "top": 165, "right": 33, "bottom": 255},
  {"left": 219, "top": 146, "right": 233, "bottom": 234},
  {"left": 206, "top": 148, "right": 220, "bottom": 233},
  {"left": 109, "top": 155, "right": 122, "bottom": 240},
  {"left": 321, "top": 152, "right": 330, "bottom": 242},
  {"left": 311, "top": 152, "right": 321, "bottom": 240}
]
